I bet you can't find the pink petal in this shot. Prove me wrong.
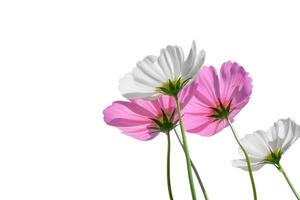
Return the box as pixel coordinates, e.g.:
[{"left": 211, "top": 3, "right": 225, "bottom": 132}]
[
  {"left": 194, "top": 66, "right": 220, "bottom": 107},
  {"left": 184, "top": 112, "right": 228, "bottom": 136},
  {"left": 103, "top": 101, "right": 157, "bottom": 141},
  {"left": 184, "top": 61, "right": 252, "bottom": 136},
  {"left": 103, "top": 92, "right": 186, "bottom": 141},
  {"left": 178, "top": 80, "right": 196, "bottom": 110},
  {"left": 220, "top": 61, "right": 252, "bottom": 107}
]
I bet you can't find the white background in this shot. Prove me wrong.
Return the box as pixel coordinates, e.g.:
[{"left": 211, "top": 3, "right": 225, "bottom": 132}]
[{"left": 1, "top": 0, "right": 300, "bottom": 199}]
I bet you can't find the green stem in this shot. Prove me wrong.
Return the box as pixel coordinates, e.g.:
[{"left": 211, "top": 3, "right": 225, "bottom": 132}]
[
  {"left": 277, "top": 163, "right": 300, "bottom": 200},
  {"left": 166, "top": 132, "right": 174, "bottom": 200},
  {"left": 174, "top": 95, "right": 197, "bottom": 200},
  {"left": 174, "top": 128, "right": 209, "bottom": 200},
  {"left": 226, "top": 118, "right": 257, "bottom": 200}
]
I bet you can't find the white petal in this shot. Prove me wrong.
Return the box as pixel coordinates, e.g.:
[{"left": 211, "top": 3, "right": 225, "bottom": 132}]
[
  {"left": 233, "top": 118, "right": 300, "bottom": 172},
  {"left": 267, "top": 118, "right": 300, "bottom": 153},
  {"left": 158, "top": 49, "right": 173, "bottom": 80},
  {"left": 122, "top": 91, "right": 160, "bottom": 100},
  {"left": 291, "top": 120, "right": 300, "bottom": 143},
  {"left": 118, "top": 41, "right": 206, "bottom": 100},
  {"left": 266, "top": 125, "right": 280, "bottom": 151},
  {"left": 132, "top": 67, "right": 161, "bottom": 87},
  {"left": 232, "top": 159, "right": 265, "bottom": 171},
  {"left": 239, "top": 131, "right": 270, "bottom": 159},
  {"left": 166, "top": 45, "right": 184, "bottom": 78},
  {"left": 158, "top": 46, "right": 184, "bottom": 80},
  {"left": 182, "top": 41, "right": 206, "bottom": 80},
  {"left": 158, "top": 45, "right": 184, "bottom": 80},
  {"left": 118, "top": 73, "right": 159, "bottom": 99},
  {"left": 136, "top": 56, "right": 166, "bottom": 82},
  {"left": 186, "top": 49, "right": 205, "bottom": 80},
  {"left": 182, "top": 41, "right": 196, "bottom": 77},
  {"left": 279, "top": 119, "right": 295, "bottom": 152}
]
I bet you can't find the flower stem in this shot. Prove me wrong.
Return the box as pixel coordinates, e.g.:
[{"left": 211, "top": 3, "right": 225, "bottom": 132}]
[
  {"left": 226, "top": 118, "right": 257, "bottom": 200},
  {"left": 174, "top": 95, "right": 197, "bottom": 200},
  {"left": 174, "top": 128, "right": 209, "bottom": 200},
  {"left": 166, "top": 132, "right": 174, "bottom": 200},
  {"left": 277, "top": 163, "right": 300, "bottom": 200}
]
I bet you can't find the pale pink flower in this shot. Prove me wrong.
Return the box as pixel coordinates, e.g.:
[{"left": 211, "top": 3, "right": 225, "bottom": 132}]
[
  {"left": 183, "top": 61, "right": 252, "bottom": 136},
  {"left": 103, "top": 84, "right": 195, "bottom": 140}
]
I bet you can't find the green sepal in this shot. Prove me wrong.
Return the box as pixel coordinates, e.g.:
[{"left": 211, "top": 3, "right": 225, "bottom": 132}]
[
  {"left": 149, "top": 109, "right": 177, "bottom": 134},
  {"left": 158, "top": 77, "right": 192, "bottom": 97}
]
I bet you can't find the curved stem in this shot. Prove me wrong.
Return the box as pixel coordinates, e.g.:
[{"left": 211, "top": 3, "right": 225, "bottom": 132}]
[
  {"left": 174, "top": 129, "right": 209, "bottom": 200},
  {"left": 277, "top": 163, "right": 300, "bottom": 200},
  {"left": 226, "top": 118, "right": 257, "bottom": 200},
  {"left": 174, "top": 95, "right": 197, "bottom": 200},
  {"left": 166, "top": 132, "right": 174, "bottom": 200}
]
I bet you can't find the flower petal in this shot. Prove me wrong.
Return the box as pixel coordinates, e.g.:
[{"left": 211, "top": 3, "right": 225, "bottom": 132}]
[
  {"left": 177, "top": 81, "right": 196, "bottom": 110},
  {"left": 184, "top": 62, "right": 251, "bottom": 136},
  {"left": 183, "top": 104, "right": 228, "bottom": 136},
  {"left": 136, "top": 56, "right": 166, "bottom": 83},
  {"left": 118, "top": 41, "right": 205, "bottom": 100},
  {"left": 194, "top": 66, "right": 221, "bottom": 107},
  {"left": 103, "top": 101, "right": 157, "bottom": 140},
  {"left": 118, "top": 73, "right": 159, "bottom": 100},
  {"left": 233, "top": 118, "right": 300, "bottom": 171},
  {"left": 231, "top": 158, "right": 265, "bottom": 171},
  {"left": 266, "top": 118, "right": 300, "bottom": 153},
  {"left": 219, "top": 61, "right": 252, "bottom": 106},
  {"left": 182, "top": 41, "right": 205, "bottom": 81},
  {"left": 239, "top": 131, "right": 270, "bottom": 159},
  {"left": 182, "top": 41, "right": 197, "bottom": 77},
  {"left": 185, "top": 49, "right": 205, "bottom": 80}
]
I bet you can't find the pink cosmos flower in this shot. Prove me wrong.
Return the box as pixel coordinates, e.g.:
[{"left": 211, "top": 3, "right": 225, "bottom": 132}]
[
  {"left": 183, "top": 61, "right": 252, "bottom": 136},
  {"left": 103, "top": 84, "right": 195, "bottom": 140}
]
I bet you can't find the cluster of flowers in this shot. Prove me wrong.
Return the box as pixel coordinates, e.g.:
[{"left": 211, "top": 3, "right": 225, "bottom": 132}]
[{"left": 103, "top": 41, "right": 300, "bottom": 200}]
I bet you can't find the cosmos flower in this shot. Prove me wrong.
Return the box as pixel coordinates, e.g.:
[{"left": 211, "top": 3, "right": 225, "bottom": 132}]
[
  {"left": 104, "top": 83, "right": 196, "bottom": 199},
  {"left": 181, "top": 61, "right": 257, "bottom": 199},
  {"left": 183, "top": 61, "right": 252, "bottom": 136},
  {"left": 232, "top": 118, "right": 300, "bottom": 171},
  {"left": 103, "top": 83, "right": 195, "bottom": 140},
  {"left": 118, "top": 41, "right": 205, "bottom": 100}
]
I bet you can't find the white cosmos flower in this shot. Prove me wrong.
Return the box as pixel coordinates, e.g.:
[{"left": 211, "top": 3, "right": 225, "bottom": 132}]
[
  {"left": 119, "top": 41, "right": 205, "bottom": 100},
  {"left": 232, "top": 118, "right": 300, "bottom": 171}
]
